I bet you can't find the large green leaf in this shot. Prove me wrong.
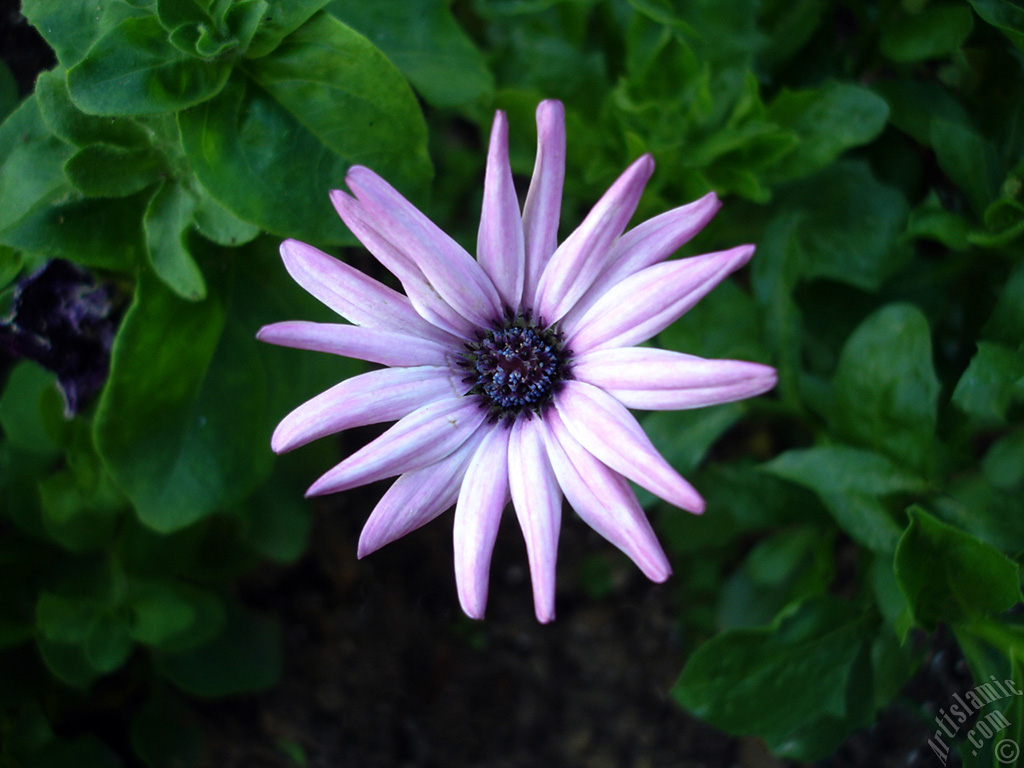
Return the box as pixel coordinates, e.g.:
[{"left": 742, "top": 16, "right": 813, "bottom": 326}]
[
  {"left": 881, "top": 5, "right": 974, "bottom": 62},
  {"left": 328, "top": 0, "right": 494, "bottom": 107},
  {"left": 766, "top": 82, "right": 889, "bottom": 182},
  {"left": 21, "top": 0, "right": 146, "bottom": 68},
  {"left": 0, "top": 96, "right": 74, "bottom": 237},
  {"left": 763, "top": 446, "right": 930, "bottom": 552},
  {"left": 951, "top": 341, "right": 1024, "bottom": 424},
  {"left": 181, "top": 14, "right": 430, "bottom": 244},
  {"left": 895, "top": 507, "right": 1022, "bottom": 631},
  {"left": 67, "top": 16, "right": 232, "bottom": 115},
  {"left": 143, "top": 181, "right": 207, "bottom": 301},
  {"left": 674, "top": 596, "right": 873, "bottom": 759},
  {"left": 830, "top": 304, "right": 940, "bottom": 475}
]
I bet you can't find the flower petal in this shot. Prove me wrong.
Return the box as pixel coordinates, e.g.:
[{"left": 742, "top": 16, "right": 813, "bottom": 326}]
[
  {"left": 305, "top": 395, "right": 487, "bottom": 496},
  {"left": 560, "top": 192, "right": 720, "bottom": 330},
  {"left": 533, "top": 154, "right": 655, "bottom": 324},
  {"left": 345, "top": 165, "right": 503, "bottom": 327},
  {"left": 453, "top": 425, "right": 512, "bottom": 619},
  {"left": 256, "top": 321, "right": 453, "bottom": 367},
  {"left": 272, "top": 366, "right": 460, "bottom": 454},
  {"left": 331, "top": 190, "right": 475, "bottom": 338},
  {"left": 508, "top": 416, "right": 562, "bottom": 623},
  {"left": 543, "top": 409, "right": 670, "bottom": 582},
  {"left": 478, "top": 111, "right": 525, "bottom": 310},
  {"left": 279, "top": 239, "right": 453, "bottom": 343},
  {"left": 566, "top": 245, "right": 754, "bottom": 354},
  {"left": 358, "top": 427, "right": 486, "bottom": 558},
  {"left": 555, "top": 380, "right": 704, "bottom": 514},
  {"left": 522, "top": 100, "right": 565, "bottom": 303},
  {"left": 573, "top": 347, "right": 777, "bottom": 410}
]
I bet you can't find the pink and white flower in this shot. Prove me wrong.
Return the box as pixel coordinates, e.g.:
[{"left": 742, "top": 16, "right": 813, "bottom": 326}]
[{"left": 258, "top": 100, "right": 776, "bottom": 622}]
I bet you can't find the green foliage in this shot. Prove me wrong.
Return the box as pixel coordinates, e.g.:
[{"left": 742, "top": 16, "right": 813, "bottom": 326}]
[{"left": 2, "top": 0, "right": 1024, "bottom": 764}]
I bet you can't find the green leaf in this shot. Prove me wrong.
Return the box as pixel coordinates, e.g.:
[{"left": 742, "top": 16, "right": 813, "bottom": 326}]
[
  {"left": 67, "top": 17, "right": 232, "bottom": 115},
  {"left": 983, "top": 261, "right": 1024, "bottom": 345},
  {"left": 905, "top": 190, "right": 972, "bottom": 251},
  {"left": 83, "top": 614, "right": 133, "bottom": 673},
  {"left": 674, "top": 596, "right": 872, "bottom": 755},
  {"left": 895, "top": 507, "right": 1022, "bottom": 631},
  {"left": 830, "top": 303, "right": 940, "bottom": 474},
  {"left": 0, "top": 364, "right": 63, "bottom": 459},
  {"left": 21, "top": 0, "right": 146, "bottom": 68},
  {"left": 641, "top": 404, "right": 745, "bottom": 494},
  {"left": 245, "top": 0, "right": 334, "bottom": 58},
  {"left": 774, "top": 162, "right": 910, "bottom": 292},
  {"left": 969, "top": 0, "right": 1024, "bottom": 53},
  {"left": 766, "top": 82, "right": 889, "bottom": 181},
  {"left": 94, "top": 271, "right": 229, "bottom": 531},
  {"left": 144, "top": 181, "right": 207, "bottom": 301},
  {"left": 157, "top": 603, "right": 281, "bottom": 697},
  {"left": 0, "top": 60, "right": 17, "bottom": 124},
  {"left": 0, "top": 96, "right": 74, "bottom": 237},
  {"left": 63, "top": 143, "right": 166, "bottom": 198},
  {"left": 0, "top": 193, "right": 145, "bottom": 272},
  {"left": 983, "top": 428, "right": 1024, "bottom": 490},
  {"left": 0, "top": 245, "right": 22, "bottom": 289},
  {"left": 873, "top": 79, "right": 972, "bottom": 148},
  {"left": 328, "top": 0, "right": 494, "bottom": 107},
  {"left": 763, "top": 446, "right": 930, "bottom": 553},
  {"left": 931, "top": 118, "right": 1000, "bottom": 216},
  {"left": 128, "top": 580, "right": 225, "bottom": 651},
  {"left": 951, "top": 342, "right": 1024, "bottom": 423},
  {"left": 156, "top": 0, "right": 213, "bottom": 31},
  {"left": 182, "top": 16, "right": 432, "bottom": 244},
  {"left": 190, "top": 180, "right": 261, "bottom": 246},
  {"left": 881, "top": 5, "right": 974, "bottom": 62},
  {"left": 36, "top": 69, "right": 151, "bottom": 149}
]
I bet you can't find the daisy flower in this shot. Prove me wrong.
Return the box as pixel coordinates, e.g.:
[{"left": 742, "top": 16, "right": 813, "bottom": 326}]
[{"left": 258, "top": 100, "right": 776, "bottom": 622}]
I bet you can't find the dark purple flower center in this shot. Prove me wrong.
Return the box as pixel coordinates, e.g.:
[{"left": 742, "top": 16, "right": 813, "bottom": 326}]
[{"left": 458, "top": 311, "right": 571, "bottom": 422}]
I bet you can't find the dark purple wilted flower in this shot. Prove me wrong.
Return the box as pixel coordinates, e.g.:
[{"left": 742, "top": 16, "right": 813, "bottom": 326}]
[
  {"left": 0, "top": 260, "right": 121, "bottom": 415},
  {"left": 259, "top": 100, "right": 776, "bottom": 622}
]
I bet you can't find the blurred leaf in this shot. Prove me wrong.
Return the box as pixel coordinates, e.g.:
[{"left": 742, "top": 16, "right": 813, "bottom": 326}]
[
  {"left": 0, "top": 246, "right": 22, "bottom": 289},
  {"left": 895, "top": 507, "right": 1021, "bottom": 631},
  {"left": 881, "top": 5, "right": 973, "bottom": 62},
  {"left": 329, "top": 0, "right": 494, "bottom": 107},
  {"left": 0, "top": 364, "right": 62, "bottom": 459},
  {"left": 67, "top": 17, "right": 232, "bottom": 115},
  {"left": 63, "top": 144, "right": 166, "bottom": 198},
  {"left": 38, "top": 469, "right": 124, "bottom": 552},
  {"left": 157, "top": 603, "right": 281, "bottom": 697},
  {"left": 128, "top": 580, "right": 225, "bottom": 651},
  {"left": 969, "top": 0, "right": 1024, "bottom": 53},
  {"left": 674, "top": 596, "right": 872, "bottom": 757},
  {"left": 0, "top": 60, "right": 17, "bottom": 124},
  {"left": 872, "top": 80, "right": 972, "bottom": 148},
  {"left": 931, "top": 118, "right": 1000, "bottom": 216},
  {"left": 983, "top": 428, "right": 1024, "bottom": 490},
  {"left": 766, "top": 82, "right": 889, "bottom": 182},
  {"left": 144, "top": 181, "right": 207, "bottom": 301},
  {"left": 660, "top": 278, "right": 769, "bottom": 362},
  {"left": 983, "top": 261, "right": 1024, "bottom": 345},
  {"left": 905, "top": 190, "right": 972, "bottom": 251},
  {"left": 34, "top": 734, "right": 123, "bottom": 768},
  {"left": 131, "top": 691, "right": 203, "bottom": 768},
  {"left": 241, "top": 472, "right": 312, "bottom": 563},
  {"left": 831, "top": 304, "right": 940, "bottom": 475},
  {"left": 36, "top": 70, "right": 151, "bottom": 149},
  {"left": 0, "top": 96, "right": 74, "bottom": 237},
  {"left": 951, "top": 341, "right": 1024, "bottom": 423},
  {"left": 83, "top": 614, "right": 133, "bottom": 672},
  {"left": 775, "top": 162, "right": 910, "bottom": 292},
  {"left": 763, "top": 446, "right": 930, "bottom": 553}
]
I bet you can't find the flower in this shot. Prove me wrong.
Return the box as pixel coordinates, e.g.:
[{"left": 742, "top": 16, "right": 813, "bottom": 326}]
[{"left": 258, "top": 100, "right": 776, "bottom": 622}]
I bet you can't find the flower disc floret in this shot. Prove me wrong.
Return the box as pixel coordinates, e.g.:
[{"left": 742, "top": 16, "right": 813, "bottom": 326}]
[{"left": 459, "top": 311, "right": 572, "bottom": 422}]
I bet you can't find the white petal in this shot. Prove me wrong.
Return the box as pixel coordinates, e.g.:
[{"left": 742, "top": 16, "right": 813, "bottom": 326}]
[
  {"left": 358, "top": 428, "right": 486, "bottom": 557},
  {"left": 572, "top": 348, "right": 778, "bottom": 410},
  {"left": 543, "top": 410, "right": 671, "bottom": 582},
  {"left": 272, "top": 366, "right": 460, "bottom": 453},
  {"left": 331, "top": 190, "right": 475, "bottom": 339},
  {"left": 522, "top": 100, "right": 565, "bottom": 303},
  {"left": 554, "top": 380, "right": 705, "bottom": 513},
  {"left": 278, "top": 239, "right": 452, "bottom": 343},
  {"left": 478, "top": 111, "right": 525, "bottom": 310},
  {"left": 566, "top": 245, "right": 755, "bottom": 353},
  {"left": 534, "top": 155, "right": 655, "bottom": 324},
  {"left": 306, "top": 396, "right": 487, "bottom": 496},
  {"left": 453, "top": 425, "right": 512, "bottom": 619},
  {"left": 345, "top": 166, "right": 504, "bottom": 328},
  {"left": 508, "top": 417, "right": 562, "bottom": 623},
  {"left": 257, "top": 321, "right": 453, "bottom": 367}
]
